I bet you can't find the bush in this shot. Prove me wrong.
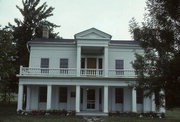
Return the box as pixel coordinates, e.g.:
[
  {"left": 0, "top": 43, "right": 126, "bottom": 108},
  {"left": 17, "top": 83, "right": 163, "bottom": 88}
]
[{"left": 21, "top": 109, "right": 76, "bottom": 116}]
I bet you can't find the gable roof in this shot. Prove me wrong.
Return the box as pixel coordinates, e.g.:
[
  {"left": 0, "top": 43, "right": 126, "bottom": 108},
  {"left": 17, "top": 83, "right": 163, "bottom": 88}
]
[{"left": 74, "top": 28, "right": 112, "bottom": 40}]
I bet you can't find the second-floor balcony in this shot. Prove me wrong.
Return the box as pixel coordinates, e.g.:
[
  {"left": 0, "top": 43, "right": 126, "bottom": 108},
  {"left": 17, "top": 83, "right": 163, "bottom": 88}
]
[{"left": 19, "top": 66, "right": 136, "bottom": 78}]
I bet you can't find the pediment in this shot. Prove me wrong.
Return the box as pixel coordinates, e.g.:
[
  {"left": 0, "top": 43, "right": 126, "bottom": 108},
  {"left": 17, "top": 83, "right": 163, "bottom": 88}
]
[{"left": 74, "top": 28, "right": 112, "bottom": 40}]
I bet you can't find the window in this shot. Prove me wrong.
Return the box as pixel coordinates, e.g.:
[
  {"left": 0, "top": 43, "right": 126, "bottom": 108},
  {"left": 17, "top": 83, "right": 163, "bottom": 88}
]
[
  {"left": 60, "top": 59, "right": 68, "bottom": 68},
  {"left": 60, "top": 59, "right": 68, "bottom": 74},
  {"left": 115, "top": 88, "right": 123, "bottom": 103},
  {"left": 137, "top": 89, "right": 143, "bottom": 104},
  {"left": 98, "top": 58, "right": 102, "bottom": 69},
  {"left": 59, "top": 87, "right": 67, "bottom": 102},
  {"left": 41, "top": 58, "right": 49, "bottom": 73},
  {"left": 39, "top": 87, "right": 47, "bottom": 102},
  {"left": 81, "top": 58, "right": 85, "bottom": 68},
  {"left": 115, "top": 60, "right": 124, "bottom": 75}
]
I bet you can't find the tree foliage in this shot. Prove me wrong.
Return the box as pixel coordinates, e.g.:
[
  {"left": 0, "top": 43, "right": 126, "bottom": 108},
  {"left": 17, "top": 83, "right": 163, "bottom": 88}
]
[
  {"left": 8, "top": 0, "right": 59, "bottom": 67},
  {"left": 129, "top": 0, "right": 180, "bottom": 108},
  {"left": 0, "top": 27, "right": 17, "bottom": 103}
]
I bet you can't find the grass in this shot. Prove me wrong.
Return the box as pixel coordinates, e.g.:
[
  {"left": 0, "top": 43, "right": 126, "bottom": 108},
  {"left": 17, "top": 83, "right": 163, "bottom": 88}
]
[{"left": 0, "top": 103, "right": 180, "bottom": 122}]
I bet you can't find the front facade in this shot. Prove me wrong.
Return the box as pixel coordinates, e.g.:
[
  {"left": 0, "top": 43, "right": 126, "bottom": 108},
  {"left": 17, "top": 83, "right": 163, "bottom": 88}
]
[{"left": 17, "top": 28, "right": 160, "bottom": 115}]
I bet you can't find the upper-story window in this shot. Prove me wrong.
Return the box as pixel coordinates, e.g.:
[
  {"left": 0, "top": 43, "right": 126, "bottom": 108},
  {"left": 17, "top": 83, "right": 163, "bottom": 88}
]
[
  {"left": 60, "top": 59, "right": 68, "bottom": 68},
  {"left": 115, "top": 60, "right": 124, "bottom": 75},
  {"left": 41, "top": 58, "right": 49, "bottom": 68},
  {"left": 41, "top": 58, "right": 49, "bottom": 73},
  {"left": 60, "top": 59, "right": 68, "bottom": 74}
]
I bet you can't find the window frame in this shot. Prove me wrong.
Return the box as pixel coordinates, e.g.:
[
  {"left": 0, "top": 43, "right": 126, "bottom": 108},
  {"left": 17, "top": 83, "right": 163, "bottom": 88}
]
[
  {"left": 60, "top": 58, "right": 69, "bottom": 68},
  {"left": 115, "top": 60, "right": 124, "bottom": 75}
]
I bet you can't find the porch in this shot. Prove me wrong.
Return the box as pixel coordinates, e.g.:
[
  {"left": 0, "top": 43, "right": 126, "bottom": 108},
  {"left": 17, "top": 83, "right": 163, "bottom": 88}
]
[{"left": 17, "top": 84, "right": 156, "bottom": 114}]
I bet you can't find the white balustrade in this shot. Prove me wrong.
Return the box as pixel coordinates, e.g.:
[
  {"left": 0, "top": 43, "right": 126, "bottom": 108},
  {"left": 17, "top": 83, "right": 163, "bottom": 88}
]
[
  {"left": 20, "top": 67, "right": 76, "bottom": 76},
  {"left": 80, "top": 69, "right": 103, "bottom": 77},
  {"left": 19, "top": 66, "right": 136, "bottom": 77},
  {"left": 108, "top": 69, "right": 136, "bottom": 77}
]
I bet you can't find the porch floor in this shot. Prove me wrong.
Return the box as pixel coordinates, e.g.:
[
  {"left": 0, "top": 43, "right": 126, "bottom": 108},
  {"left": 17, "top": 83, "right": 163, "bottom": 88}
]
[{"left": 76, "top": 111, "right": 108, "bottom": 116}]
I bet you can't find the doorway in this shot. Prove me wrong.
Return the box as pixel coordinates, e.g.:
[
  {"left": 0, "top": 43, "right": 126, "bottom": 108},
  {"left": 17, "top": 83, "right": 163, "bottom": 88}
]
[{"left": 86, "top": 89, "right": 96, "bottom": 109}]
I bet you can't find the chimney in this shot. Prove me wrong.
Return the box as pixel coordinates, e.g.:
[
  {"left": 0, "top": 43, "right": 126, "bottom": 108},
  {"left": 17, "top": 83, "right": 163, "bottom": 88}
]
[{"left": 42, "top": 25, "right": 49, "bottom": 38}]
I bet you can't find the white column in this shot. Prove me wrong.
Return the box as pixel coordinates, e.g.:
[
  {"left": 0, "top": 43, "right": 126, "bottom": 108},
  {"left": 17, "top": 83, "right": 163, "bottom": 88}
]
[
  {"left": 47, "top": 85, "right": 52, "bottom": 110},
  {"left": 104, "top": 46, "right": 108, "bottom": 77},
  {"left": 103, "top": 86, "right": 108, "bottom": 113},
  {"left": 26, "top": 86, "right": 31, "bottom": 111},
  {"left": 151, "top": 93, "right": 156, "bottom": 112},
  {"left": 17, "top": 84, "right": 23, "bottom": 111},
  {"left": 77, "top": 46, "right": 81, "bottom": 76},
  {"left": 76, "top": 85, "right": 80, "bottom": 112},
  {"left": 132, "top": 88, "right": 137, "bottom": 112},
  {"left": 159, "top": 90, "right": 165, "bottom": 113}
]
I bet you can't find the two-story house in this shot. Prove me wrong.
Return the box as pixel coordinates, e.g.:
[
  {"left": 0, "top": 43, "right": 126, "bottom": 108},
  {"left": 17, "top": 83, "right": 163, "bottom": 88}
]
[{"left": 17, "top": 28, "right": 163, "bottom": 116}]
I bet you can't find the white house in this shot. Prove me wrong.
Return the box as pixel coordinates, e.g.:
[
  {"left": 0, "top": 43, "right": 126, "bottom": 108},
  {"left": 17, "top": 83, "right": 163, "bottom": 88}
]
[{"left": 17, "top": 28, "right": 164, "bottom": 116}]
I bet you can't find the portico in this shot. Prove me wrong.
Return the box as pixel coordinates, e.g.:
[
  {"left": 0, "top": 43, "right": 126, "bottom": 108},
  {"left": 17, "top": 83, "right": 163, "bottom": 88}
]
[{"left": 17, "top": 78, "right": 148, "bottom": 113}]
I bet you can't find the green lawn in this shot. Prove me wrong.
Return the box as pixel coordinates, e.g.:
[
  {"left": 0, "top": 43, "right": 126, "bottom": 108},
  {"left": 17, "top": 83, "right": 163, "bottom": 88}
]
[{"left": 0, "top": 103, "right": 180, "bottom": 122}]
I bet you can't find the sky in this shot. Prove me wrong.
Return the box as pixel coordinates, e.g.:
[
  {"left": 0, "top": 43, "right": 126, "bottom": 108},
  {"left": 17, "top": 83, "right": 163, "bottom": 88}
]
[{"left": 0, "top": 0, "right": 146, "bottom": 40}]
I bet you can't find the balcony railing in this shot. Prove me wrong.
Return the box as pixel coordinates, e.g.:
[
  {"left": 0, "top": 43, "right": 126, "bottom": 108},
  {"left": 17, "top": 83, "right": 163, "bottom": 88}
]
[
  {"left": 19, "top": 66, "right": 136, "bottom": 78},
  {"left": 20, "top": 67, "right": 76, "bottom": 76},
  {"left": 80, "top": 69, "right": 103, "bottom": 77},
  {"left": 108, "top": 69, "right": 136, "bottom": 77}
]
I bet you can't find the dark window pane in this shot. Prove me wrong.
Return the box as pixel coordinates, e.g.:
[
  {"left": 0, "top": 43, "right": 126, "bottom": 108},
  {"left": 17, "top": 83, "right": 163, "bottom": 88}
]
[
  {"left": 81, "top": 58, "right": 85, "bottom": 68},
  {"left": 116, "top": 60, "right": 124, "bottom": 69},
  {"left": 98, "top": 58, "right": 102, "bottom": 69},
  {"left": 59, "top": 87, "right": 67, "bottom": 102},
  {"left": 39, "top": 87, "right": 47, "bottom": 102},
  {"left": 60, "top": 59, "right": 68, "bottom": 68},
  {"left": 115, "top": 88, "right": 123, "bottom": 103},
  {"left": 137, "top": 89, "right": 143, "bottom": 104},
  {"left": 41, "top": 58, "right": 49, "bottom": 68}
]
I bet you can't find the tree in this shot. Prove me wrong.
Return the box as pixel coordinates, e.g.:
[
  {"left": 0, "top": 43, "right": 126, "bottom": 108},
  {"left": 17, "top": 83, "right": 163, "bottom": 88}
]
[
  {"left": 129, "top": 0, "right": 180, "bottom": 109},
  {"left": 0, "top": 27, "right": 17, "bottom": 103},
  {"left": 9, "top": 0, "right": 59, "bottom": 67}
]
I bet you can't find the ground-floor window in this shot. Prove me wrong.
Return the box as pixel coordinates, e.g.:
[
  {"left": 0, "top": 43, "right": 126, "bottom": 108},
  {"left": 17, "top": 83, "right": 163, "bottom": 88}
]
[
  {"left": 137, "top": 89, "right": 143, "bottom": 104},
  {"left": 39, "top": 86, "right": 47, "bottom": 102},
  {"left": 59, "top": 87, "right": 67, "bottom": 102},
  {"left": 115, "top": 88, "right": 123, "bottom": 103}
]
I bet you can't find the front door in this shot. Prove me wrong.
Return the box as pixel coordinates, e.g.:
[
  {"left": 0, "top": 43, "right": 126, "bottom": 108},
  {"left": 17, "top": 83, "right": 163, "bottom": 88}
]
[
  {"left": 87, "top": 89, "right": 96, "bottom": 109},
  {"left": 87, "top": 58, "right": 96, "bottom": 69}
]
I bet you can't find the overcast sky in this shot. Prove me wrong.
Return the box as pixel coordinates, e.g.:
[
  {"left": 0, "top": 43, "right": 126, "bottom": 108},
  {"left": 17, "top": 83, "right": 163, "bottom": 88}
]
[{"left": 0, "top": 0, "right": 146, "bottom": 40}]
